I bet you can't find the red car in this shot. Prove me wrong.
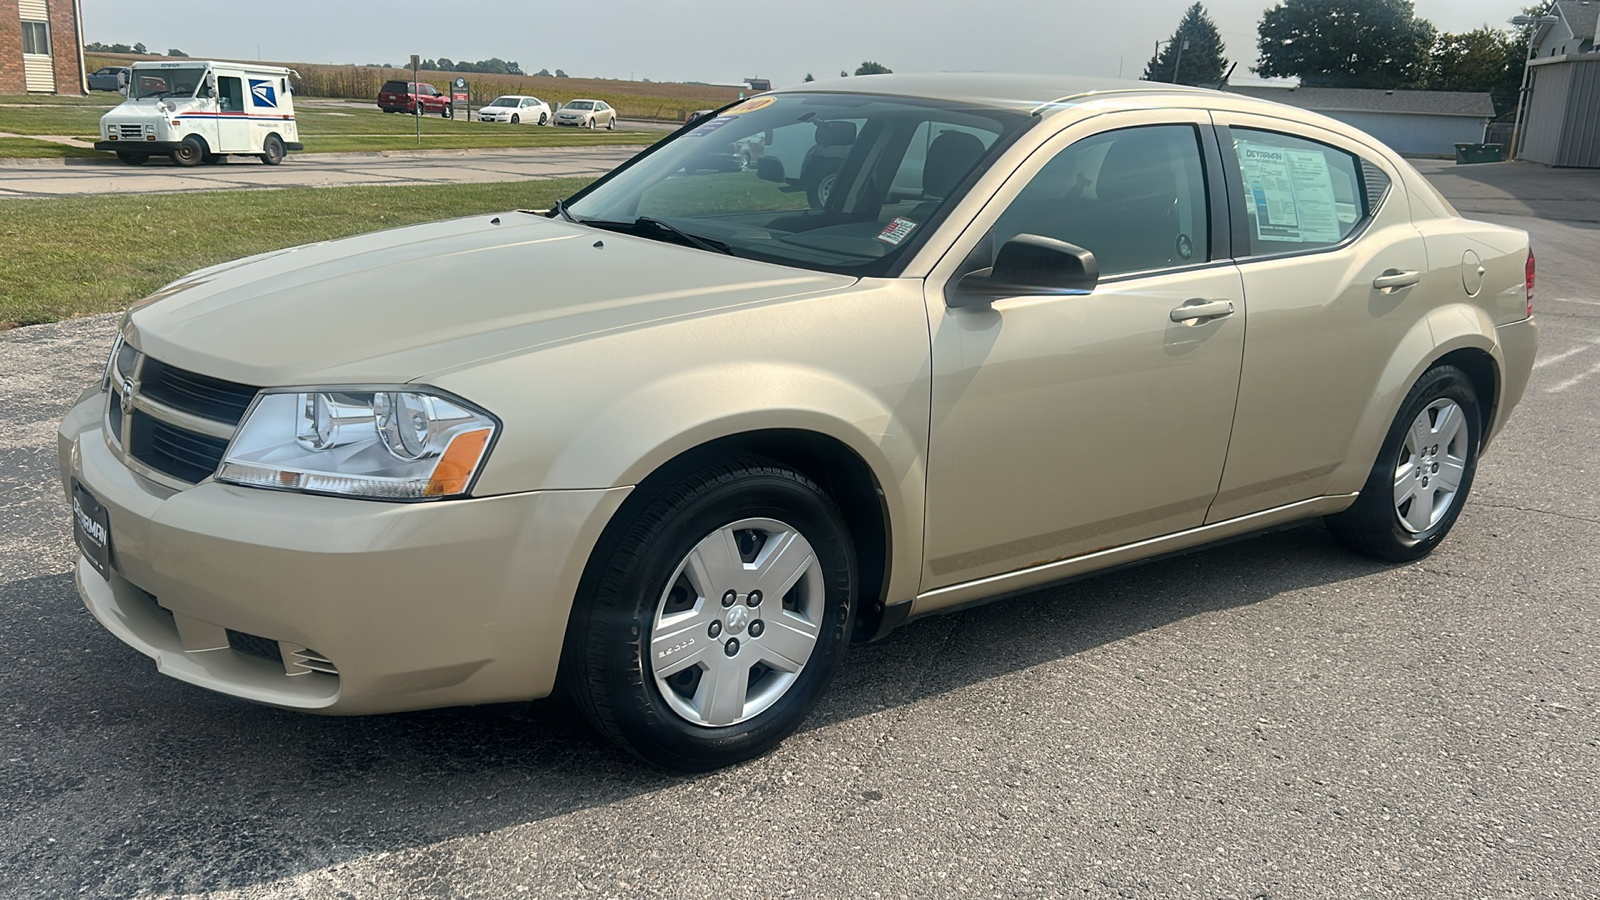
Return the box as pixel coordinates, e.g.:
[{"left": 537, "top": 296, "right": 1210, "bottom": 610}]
[{"left": 377, "top": 80, "right": 452, "bottom": 117}]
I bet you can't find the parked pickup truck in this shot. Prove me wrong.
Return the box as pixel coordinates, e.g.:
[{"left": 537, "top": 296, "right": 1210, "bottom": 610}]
[{"left": 377, "top": 80, "right": 452, "bottom": 117}]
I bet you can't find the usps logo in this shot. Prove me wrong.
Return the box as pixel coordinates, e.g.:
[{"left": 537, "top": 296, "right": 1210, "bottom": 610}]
[{"left": 249, "top": 79, "right": 277, "bottom": 108}]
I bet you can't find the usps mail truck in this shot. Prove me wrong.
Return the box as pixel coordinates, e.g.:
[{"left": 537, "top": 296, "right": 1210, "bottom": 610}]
[{"left": 96, "top": 60, "right": 302, "bottom": 167}]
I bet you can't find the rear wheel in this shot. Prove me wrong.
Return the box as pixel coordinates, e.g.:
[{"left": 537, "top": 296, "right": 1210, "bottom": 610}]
[
  {"left": 201, "top": 152, "right": 223, "bottom": 165},
  {"left": 538, "top": 112, "right": 548, "bottom": 126},
  {"left": 169, "top": 136, "right": 205, "bottom": 167},
  {"left": 607, "top": 115, "right": 616, "bottom": 130},
  {"left": 1326, "top": 364, "right": 1482, "bottom": 561},
  {"left": 260, "top": 134, "right": 285, "bottom": 166},
  {"left": 564, "top": 456, "right": 855, "bottom": 771},
  {"left": 115, "top": 151, "right": 149, "bottom": 166}
]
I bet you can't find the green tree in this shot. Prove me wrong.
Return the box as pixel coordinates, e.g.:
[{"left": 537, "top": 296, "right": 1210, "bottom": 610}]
[
  {"left": 803, "top": 72, "right": 815, "bottom": 82},
  {"left": 554, "top": 69, "right": 568, "bottom": 78},
  {"left": 854, "top": 61, "right": 892, "bottom": 75},
  {"left": 166, "top": 48, "right": 188, "bottom": 58},
  {"left": 1428, "top": 26, "right": 1518, "bottom": 114},
  {"left": 1143, "top": 3, "right": 1228, "bottom": 85},
  {"left": 1256, "top": 0, "right": 1436, "bottom": 88},
  {"left": 133, "top": 42, "right": 147, "bottom": 54},
  {"left": 535, "top": 68, "right": 552, "bottom": 77},
  {"left": 840, "top": 70, "right": 849, "bottom": 77},
  {"left": 436, "top": 57, "right": 456, "bottom": 71}
]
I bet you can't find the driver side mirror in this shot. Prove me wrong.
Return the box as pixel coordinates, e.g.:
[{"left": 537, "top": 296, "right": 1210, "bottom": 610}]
[{"left": 948, "top": 234, "right": 1100, "bottom": 308}]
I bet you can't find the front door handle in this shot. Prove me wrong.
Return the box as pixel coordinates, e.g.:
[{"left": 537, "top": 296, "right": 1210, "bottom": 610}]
[
  {"left": 1373, "top": 269, "right": 1421, "bottom": 291},
  {"left": 1169, "top": 299, "right": 1235, "bottom": 324}
]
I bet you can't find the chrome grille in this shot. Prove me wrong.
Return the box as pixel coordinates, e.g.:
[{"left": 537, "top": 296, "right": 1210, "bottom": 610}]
[
  {"left": 105, "top": 346, "right": 259, "bottom": 487},
  {"left": 117, "top": 123, "right": 143, "bottom": 139}
]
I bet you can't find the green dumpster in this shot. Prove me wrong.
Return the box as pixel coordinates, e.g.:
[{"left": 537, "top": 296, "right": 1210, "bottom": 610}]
[{"left": 1455, "top": 143, "right": 1504, "bottom": 164}]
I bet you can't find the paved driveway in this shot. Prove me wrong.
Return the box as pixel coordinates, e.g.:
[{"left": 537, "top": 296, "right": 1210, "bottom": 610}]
[
  {"left": 1, "top": 162, "right": 1597, "bottom": 899},
  {"left": 0, "top": 146, "right": 640, "bottom": 198}
]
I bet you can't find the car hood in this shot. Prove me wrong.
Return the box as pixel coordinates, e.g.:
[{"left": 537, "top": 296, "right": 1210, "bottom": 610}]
[
  {"left": 124, "top": 213, "right": 855, "bottom": 387},
  {"left": 102, "top": 97, "right": 205, "bottom": 122}
]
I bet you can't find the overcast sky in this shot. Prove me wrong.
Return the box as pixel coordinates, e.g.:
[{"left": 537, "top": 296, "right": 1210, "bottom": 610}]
[{"left": 80, "top": 0, "right": 1528, "bottom": 86}]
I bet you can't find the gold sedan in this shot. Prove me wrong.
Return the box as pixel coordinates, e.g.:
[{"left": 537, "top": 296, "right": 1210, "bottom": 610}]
[{"left": 59, "top": 74, "right": 1537, "bottom": 771}]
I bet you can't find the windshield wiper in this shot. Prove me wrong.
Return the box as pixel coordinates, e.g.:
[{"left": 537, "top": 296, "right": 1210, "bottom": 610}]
[
  {"left": 551, "top": 198, "right": 576, "bottom": 223},
  {"left": 633, "top": 217, "right": 733, "bottom": 255},
  {"left": 579, "top": 216, "right": 734, "bottom": 255}
]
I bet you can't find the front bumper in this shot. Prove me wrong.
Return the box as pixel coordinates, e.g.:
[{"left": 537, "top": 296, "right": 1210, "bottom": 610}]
[
  {"left": 95, "top": 140, "right": 183, "bottom": 153},
  {"left": 59, "top": 391, "right": 630, "bottom": 715}
]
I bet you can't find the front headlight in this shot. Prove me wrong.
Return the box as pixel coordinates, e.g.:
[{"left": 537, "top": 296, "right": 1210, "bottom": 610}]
[{"left": 218, "top": 388, "right": 498, "bottom": 500}]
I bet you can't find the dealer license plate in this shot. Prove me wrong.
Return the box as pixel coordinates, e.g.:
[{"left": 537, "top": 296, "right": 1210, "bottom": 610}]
[{"left": 71, "top": 478, "right": 112, "bottom": 580}]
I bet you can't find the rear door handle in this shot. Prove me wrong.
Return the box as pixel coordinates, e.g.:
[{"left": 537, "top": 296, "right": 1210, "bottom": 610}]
[
  {"left": 1373, "top": 269, "right": 1421, "bottom": 291},
  {"left": 1170, "top": 299, "right": 1235, "bottom": 324}
]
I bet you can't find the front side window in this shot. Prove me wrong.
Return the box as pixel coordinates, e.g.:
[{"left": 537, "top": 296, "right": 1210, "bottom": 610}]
[
  {"left": 21, "top": 21, "right": 50, "bottom": 56},
  {"left": 568, "top": 101, "right": 594, "bottom": 110},
  {"left": 992, "top": 124, "right": 1210, "bottom": 277},
  {"left": 568, "top": 91, "right": 1028, "bottom": 277},
  {"left": 1231, "top": 128, "right": 1368, "bottom": 256},
  {"left": 217, "top": 76, "right": 243, "bottom": 112}
]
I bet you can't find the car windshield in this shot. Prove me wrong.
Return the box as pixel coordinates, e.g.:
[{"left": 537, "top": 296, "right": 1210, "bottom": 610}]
[
  {"left": 566, "top": 92, "right": 1029, "bottom": 277},
  {"left": 487, "top": 97, "right": 518, "bottom": 107},
  {"left": 566, "top": 101, "right": 594, "bottom": 110},
  {"left": 130, "top": 66, "right": 208, "bottom": 99}
]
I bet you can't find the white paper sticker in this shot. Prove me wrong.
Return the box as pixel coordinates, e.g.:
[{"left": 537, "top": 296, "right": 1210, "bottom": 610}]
[
  {"left": 876, "top": 217, "right": 918, "bottom": 246},
  {"left": 1236, "top": 140, "right": 1344, "bottom": 244}
]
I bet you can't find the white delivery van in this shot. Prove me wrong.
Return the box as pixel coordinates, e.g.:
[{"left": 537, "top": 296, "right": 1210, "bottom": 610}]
[{"left": 95, "top": 60, "right": 302, "bottom": 167}]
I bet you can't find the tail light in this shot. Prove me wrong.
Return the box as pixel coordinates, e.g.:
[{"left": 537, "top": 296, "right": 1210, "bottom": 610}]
[{"left": 1525, "top": 249, "right": 1535, "bottom": 317}]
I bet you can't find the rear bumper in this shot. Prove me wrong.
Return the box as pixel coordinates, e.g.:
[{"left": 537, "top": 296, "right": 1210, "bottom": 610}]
[
  {"left": 1490, "top": 316, "right": 1539, "bottom": 446},
  {"left": 60, "top": 391, "right": 631, "bottom": 715}
]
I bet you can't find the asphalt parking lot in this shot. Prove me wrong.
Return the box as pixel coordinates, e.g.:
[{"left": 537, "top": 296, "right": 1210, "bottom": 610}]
[{"left": 1, "top": 161, "right": 1597, "bottom": 899}]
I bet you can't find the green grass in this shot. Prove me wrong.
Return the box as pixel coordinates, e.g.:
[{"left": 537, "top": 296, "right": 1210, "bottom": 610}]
[
  {"left": 0, "top": 103, "right": 653, "bottom": 157},
  {"left": 0, "top": 178, "right": 592, "bottom": 328},
  {"left": 0, "top": 137, "right": 102, "bottom": 159}
]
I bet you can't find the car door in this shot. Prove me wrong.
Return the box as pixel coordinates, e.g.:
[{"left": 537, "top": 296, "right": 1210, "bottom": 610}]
[
  {"left": 920, "top": 112, "right": 1246, "bottom": 598},
  {"left": 214, "top": 75, "right": 250, "bottom": 153},
  {"left": 1204, "top": 114, "right": 1428, "bottom": 522}
]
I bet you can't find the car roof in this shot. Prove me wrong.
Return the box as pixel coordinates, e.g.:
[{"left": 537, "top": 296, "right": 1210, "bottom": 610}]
[{"left": 767, "top": 72, "right": 1397, "bottom": 146}]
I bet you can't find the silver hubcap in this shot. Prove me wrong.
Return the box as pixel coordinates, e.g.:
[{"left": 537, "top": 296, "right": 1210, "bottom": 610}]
[
  {"left": 649, "top": 518, "right": 824, "bottom": 727},
  {"left": 1393, "top": 398, "right": 1468, "bottom": 533}
]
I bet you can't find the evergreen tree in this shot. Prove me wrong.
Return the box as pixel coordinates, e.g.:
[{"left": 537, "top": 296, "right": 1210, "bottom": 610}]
[
  {"left": 803, "top": 73, "right": 815, "bottom": 82},
  {"left": 1143, "top": 3, "right": 1228, "bottom": 86},
  {"left": 1255, "top": 0, "right": 1436, "bottom": 88},
  {"left": 855, "top": 61, "right": 893, "bottom": 75}
]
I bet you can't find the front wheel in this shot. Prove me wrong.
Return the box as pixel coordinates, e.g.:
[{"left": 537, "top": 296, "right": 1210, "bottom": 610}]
[
  {"left": 564, "top": 457, "right": 855, "bottom": 771},
  {"left": 510, "top": 113, "right": 519, "bottom": 125},
  {"left": 169, "top": 136, "right": 205, "bottom": 167},
  {"left": 259, "top": 134, "right": 285, "bottom": 166},
  {"left": 586, "top": 117, "right": 596, "bottom": 130},
  {"left": 443, "top": 104, "right": 453, "bottom": 119},
  {"left": 1325, "top": 364, "right": 1482, "bottom": 561}
]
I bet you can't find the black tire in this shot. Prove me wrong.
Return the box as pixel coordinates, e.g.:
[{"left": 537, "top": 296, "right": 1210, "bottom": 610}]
[
  {"left": 564, "top": 456, "right": 856, "bottom": 772},
  {"left": 259, "top": 134, "right": 285, "bottom": 166},
  {"left": 510, "top": 113, "right": 519, "bottom": 125},
  {"left": 115, "top": 151, "right": 149, "bottom": 166},
  {"left": 169, "top": 136, "right": 205, "bottom": 167},
  {"left": 538, "top": 112, "right": 547, "bottom": 126},
  {"left": 607, "top": 115, "right": 616, "bottom": 131},
  {"left": 443, "top": 104, "right": 453, "bottom": 119},
  {"left": 1325, "top": 364, "right": 1482, "bottom": 562},
  {"left": 587, "top": 117, "right": 596, "bottom": 130},
  {"left": 201, "top": 152, "right": 223, "bottom": 165},
  {"left": 806, "top": 170, "right": 839, "bottom": 208}
]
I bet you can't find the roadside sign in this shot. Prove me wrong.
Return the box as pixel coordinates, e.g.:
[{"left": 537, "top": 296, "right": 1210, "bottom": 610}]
[{"left": 452, "top": 77, "right": 470, "bottom": 120}]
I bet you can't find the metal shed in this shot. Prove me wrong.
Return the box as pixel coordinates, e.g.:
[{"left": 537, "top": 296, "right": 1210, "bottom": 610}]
[
  {"left": 1520, "top": 54, "right": 1600, "bottom": 168},
  {"left": 1224, "top": 86, "right": 1496, "bottom": 156}
]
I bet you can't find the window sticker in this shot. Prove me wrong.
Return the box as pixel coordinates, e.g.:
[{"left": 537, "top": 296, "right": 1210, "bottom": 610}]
[
  {"left": 1235, "top": 140, "right": 1343, "bottom": 244},
  {"left": 876, "top": 217, "right": 919, "bottom": 246},
  {"left": 724, "top": 96, "right": 776, "bottom": 115},
  {"left": 686, "top": 115, "right": 734, "bottom": 138}
]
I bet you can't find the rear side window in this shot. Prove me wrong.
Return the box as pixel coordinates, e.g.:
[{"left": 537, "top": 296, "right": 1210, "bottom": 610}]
[
  {"left": 993, "top": 124, "right": 1210, "bottom": 277},
  {"left": 1230, "top": 128, "right": 1380, "bottom": 256}
]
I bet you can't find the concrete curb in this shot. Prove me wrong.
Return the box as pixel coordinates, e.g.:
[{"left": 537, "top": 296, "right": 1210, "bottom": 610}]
[{"left": 0, "top": 142, "right": 649, "bottom": 167}]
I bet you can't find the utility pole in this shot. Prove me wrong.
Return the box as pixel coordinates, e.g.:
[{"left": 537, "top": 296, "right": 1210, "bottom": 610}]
[{"left": 1173, "top": 38, "right": 1189, "bottom": 84}]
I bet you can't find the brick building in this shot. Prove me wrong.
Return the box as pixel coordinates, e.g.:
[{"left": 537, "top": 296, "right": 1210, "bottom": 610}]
[{"left": 1, "top": 0, "right": 85, "bottom": 95}]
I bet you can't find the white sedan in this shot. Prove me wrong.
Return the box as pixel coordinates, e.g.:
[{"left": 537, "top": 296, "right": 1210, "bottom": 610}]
[{"left": 477, "top": 96, "right": 552, "bottom": 125}]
